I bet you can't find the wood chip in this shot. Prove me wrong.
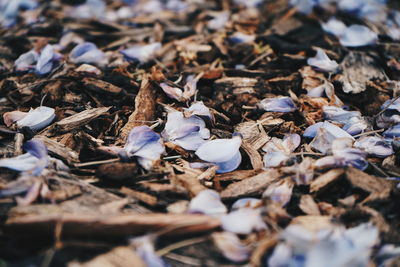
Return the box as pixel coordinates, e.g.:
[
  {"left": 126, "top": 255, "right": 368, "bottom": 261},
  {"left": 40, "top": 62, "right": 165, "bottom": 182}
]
[{"left": 310, "top": 169, "right": 344, "bottom": 194}]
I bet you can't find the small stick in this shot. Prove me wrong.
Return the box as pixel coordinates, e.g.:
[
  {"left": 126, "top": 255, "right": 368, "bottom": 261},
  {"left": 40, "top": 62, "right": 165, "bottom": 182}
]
[
  {"left": 353, "top": 129, "right": 384, "bottom": 138},
  {"left": 74, "top": 158, "right": 119, "bottom": 168}
]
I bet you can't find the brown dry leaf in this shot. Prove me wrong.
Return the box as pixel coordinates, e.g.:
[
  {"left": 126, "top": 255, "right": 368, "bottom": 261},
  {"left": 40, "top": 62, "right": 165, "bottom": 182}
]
[
  {"left": 220, "top": 169, "right": 280, "bottom": 199},
  {"left": 69, "top": 246, "right": 146, "bottom": 267},
  {"left": 118, "top": 75, "right": 156, "bottom": 143}
]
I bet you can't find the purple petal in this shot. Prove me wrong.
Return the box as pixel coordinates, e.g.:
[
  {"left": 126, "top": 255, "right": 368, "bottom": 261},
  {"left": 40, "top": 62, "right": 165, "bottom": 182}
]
[
  {"left": 282, "top": 134, "right": 301, "bottom": 153},
  {"left": 215, "top": 151, "right": 242, "bottom": 173},
  {"left": 70, "top": 42, "right": 105, "bottom": 65},
  {"left": 310, "top": 121, "right": 354, "bottom": 154},
  {"left": 383, "top": 124, "right": 400, "bottom": 139},
  {"left": 262, "top": 179, "right": 293, "bottom": 207},
  {"left": 258, "top": 97, "right": 296, "bottom": 113},
  {"left": 23, "top": 139, "right": 48, "bottom": 159},
  {"left": 307, "top": 49, "right": 339, "bottom": 73},
  {"left": 303, "top": 122, "right": 324, "bottom": 138},
  {"left": 159, "top": 83, "right": 183, "bottom": 101},
  {"left": 323, "top": 106, "right": 361, "bottom": 123},
  {"left": 342, "top": 117, "right": 368, "bottom": 136},
  {"left": 35, "top": 44, "right": 55, "bottom": 75},
  {"left": 355, "top": 136, "right": 393, "bottom": 158},
  {"left": 125, "top": 125, "right": 161, "bottom": 155},
  {"left": 14, "top": 50, "right": 39, "bottom": 72}
]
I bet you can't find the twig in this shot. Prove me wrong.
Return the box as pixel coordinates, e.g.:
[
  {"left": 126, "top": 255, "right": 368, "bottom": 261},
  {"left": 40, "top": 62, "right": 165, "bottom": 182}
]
[
  {"left": 165, "top": 253, "right": 202, "bottom": 266},
  {"left": 374, "top": 95, "right": 400, "bottom": 118},
  {"left": 74, "top": 158, "right": 119, "bottom": 168},
  {"left": 353, "top": 129, "right": 384, "bottom": 138},
  {"left": 157, "top": 236, "right": 208, "bottom": 256}
]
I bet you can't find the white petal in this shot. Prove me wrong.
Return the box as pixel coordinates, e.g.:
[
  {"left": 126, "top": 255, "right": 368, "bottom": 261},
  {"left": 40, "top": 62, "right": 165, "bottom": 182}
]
[
  {"left": 215, "top": 151, "right": 242, "bottom": 173},
  {"left": 307, "top": 48, "right": 339, "bottom": 72},
  {"left": 16, "top": 106, "right": 55, "bottom": 131},
  {"left": 188, "top": 190, "right": 227, "bottom": 215},
  {"left": 221, "top": 208, "right": 267, "bottom": 234},
  {"left": 195, "top": 136, "right": 242, "bottom": 163}
]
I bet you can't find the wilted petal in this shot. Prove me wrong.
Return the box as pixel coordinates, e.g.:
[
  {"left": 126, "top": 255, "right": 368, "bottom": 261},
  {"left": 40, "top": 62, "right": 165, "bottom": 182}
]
[
  {"left": 0, "top": 153, "right": 39, "bottom": 172},
  {"left": 215, "top": 151, "right": 242, "bottom": 173},
  {"left": 355, "top": 136, "right": 393, "bottom": 158},
  {"left": 3, "top": 110, "right": 28, "bottom": 127},
  {"left": 282, "top": 134, "right": 301, "bottom": 153},
  {"left": 159, "top": 83, "right": 183, "bottom": 101},
  {"left": 258, "top": 97, "right": 296, "bottom": 113},
  {"left": 183, "top": 101, "right": 213, "bottom": 121},
  {"left": 188, "top": 189, "right": 227, "bottom": 215},
  {"left": 264, "top": 151, "right": 290, "bottom": 168},
  {"left": 133, "top": 139, "right": 165, "bottom": 161},
  {"left": 268, "top": 243, "right": 293, "bottom": 267},
  {"left": 16, "top": 106, "right": 55, "bottom": 131},
  {"left": 307, "top": 49, "right": 339, "bottom": 73},
  {"left": 263, "top": 179, "right": 294, "bottom": 207},
  {"left": 339, "top": 25, "right": 378, "bottom": 47},
  {"left": 182, "top": 75, "right": 199, "bottom": 101},
  {"left": 70, "top": 42, "right": 105, "bottom": 65},
  {"left": 221, "top": 208, "right": 267, "bottom": 234},
  {"left": 212, "top": 232, "right": 250, "bottom": 262},
  {"left": 343, "top": 116, "right": 369, "bottom": 136},
  {"left": 195, "top": 135, "right": 242, "bottom": 163},
  {"left": 303, "top": 122, "right": 324, "bottom": 138},
  {"left": 14, "top": 50, "right": 39, "bottom": 72},
  {"left": 321, "top": 18, "right": 347, "bottom": 36},
  {"left": 121, "top": 42, "right": 161, "bottom": 63},
  {"left": 310, "top": 121, "right": 354, "bottom": 154}
]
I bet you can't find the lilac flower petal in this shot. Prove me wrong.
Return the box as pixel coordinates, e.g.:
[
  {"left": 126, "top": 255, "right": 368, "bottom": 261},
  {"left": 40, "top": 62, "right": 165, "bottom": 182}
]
[
  {"left": 303, "top": 122, "right": 324, "bottom": 138},
  {"left": 70, "top": 42, "right": 105, "bottom": 65},
  {"left": 131, "top": 236, "right": 169, "bottom": 267},
  {"left": 228, "top": 32, "right": 256, "bottom": 44},
  {"left": 283, "top": 134, "right": 301, "bottom": 153},
  {"left": 3, "top": 110, "right": 28, "bottom": 127},
  {"left": 383, "top": 124, "right": 400, "bottom": 138},
  {"left": 258, "top": 97, "right": 296, "bottom": 113},
  {"left": 307, "top": 49, "right": 339, "bottom": 73},
  {"left": 16, "top": 106, "right": 55, "bottom": 131},
  {"left": 215, "top": 151, "right": 242, "bottom": 173},
  {"left": 262, "top": 179, "right": 294, "bottom": 207},
  {"left": 121, "top": 42, "right": 161, "bottom": 63},
  {"left": 323, "top": 106, "right": 361, "bottom": 123},
  {"left": 339, "top": 25, "right": 378, "bottom": 47},
  {"left": 23, "top": 139, "right": 48, "bottom": 159},
  {"left": 183, "top": 101, "right": 213, "bottom": 121},
  {"left": 125, "top": 125, "right": 161, "bottom": 155},
  {"left": 188, "top": 190, "right": 227, "bottom": 215},
  {"left": 355, "top": 136, "right": 393, "bottom": 158},
  {"left": 207, "top": 11, "right": 229, "bottom": 30},
  {"left": 195, "top": 135, "right": 242, "bottom": 163},
  {"left": 14, "top": 50, "right": 39, "bottom": 72},
  {"left": 321, "top": 18, "right": 347, "bottom": 36},
  {"left": 0, "top": 153, "right": 39, "bottom": 172},
  {"left": 159, "top": 83, "right": 183, "bottom": 101},
  {"left": 342, "top": 117, "right": 368, "bottom": 136},
  {"left": 133, "top": 139, "right": 165, "bottom": 161},
  {"left": 174, "top": 133, "right": 208, "bottom": 151},
  {"left": 221, "top": 208, "right": 267, "bottom": 234},
  {"left": 35, "top": 44, "right": 55, "bottom": 75}
]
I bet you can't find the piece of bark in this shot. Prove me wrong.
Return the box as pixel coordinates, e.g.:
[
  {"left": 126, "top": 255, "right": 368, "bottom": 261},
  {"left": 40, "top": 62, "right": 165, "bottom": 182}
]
[
  {"left": 290, "top": 216, "right": 333, "bottom": 232},
  {"left": 82, "top": 77, "right": 122, "bottom": 95},
  {"left": 5, "top": 211, "right": 220, "bottom": 239},
  {"left": 345, "top": 167, "right": 394, "bottom": 202},
  {"left": 220, "top": 169, "right": 280, "bottom": 199},
  {"left": 214, "top": 169, "right": 262, "bottom": 182},
  {"left": 45, "top": 107, "right": 111, "bottom": 134},
  {"left": 299, "top": 195, "right": 321, "bottom": 216},
  {"left": 118, "top": 75, "right": 156, "bottom": 144},
  {"left": 14, "top": 132, "right": 24, "bottom": 156},
  {"left": 310, "top": 169, "right": 344, "bottom": 193},
  {"left": 337, "top": 51, "right": 386, "bottom": 94},
  {"left": 241, "top": 141, "right": 264, "bottom": 170},
  {"left": 214, "top": 77, "right": 259, "bottom": 94},
  {"left": 69, "top": 246, "right": 146, "bottom": 267},
  {"left": 97, "top": 162, "right": 138, "bottom": 181},
  {"left": 34, "top": 136, "right": 79, "bottom": 165},
  {"left": 120, "top": 187, "right": 158, "bottom": 206}
]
